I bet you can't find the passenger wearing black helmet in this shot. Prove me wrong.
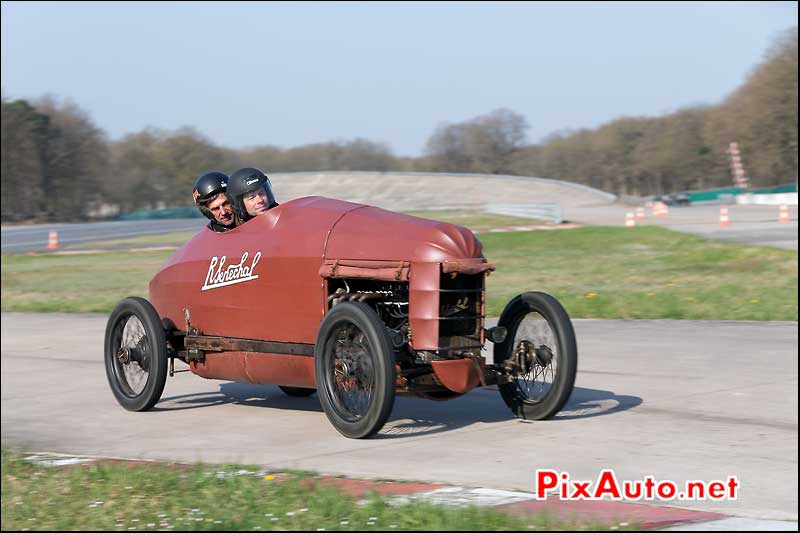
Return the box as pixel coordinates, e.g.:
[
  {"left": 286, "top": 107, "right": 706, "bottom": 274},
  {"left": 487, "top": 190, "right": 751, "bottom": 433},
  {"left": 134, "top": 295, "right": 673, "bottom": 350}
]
[
  {"left": 192, "top": 171, "right": 236, "bottom": 232},
  {"left": 226, "top": 167, "right": 278, "bottom": 224}
]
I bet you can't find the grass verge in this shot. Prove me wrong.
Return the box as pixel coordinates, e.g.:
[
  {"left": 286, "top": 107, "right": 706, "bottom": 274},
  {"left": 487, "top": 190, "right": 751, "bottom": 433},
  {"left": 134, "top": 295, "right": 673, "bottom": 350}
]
[
  {"left": 2, "top": 227, "right": 796, "bottom": 320},
  {"left": 482, "top": 226, "right": 797, "bottom": 319},
  {"left": 63, "top": 230, "right": 199, "bottom": 249},
  {"left": 1, "top": 450, "right": 613, "bottom": 531},
  {"left": 1, "top": 250, "right": 172, "bottom": 313},
  {"left": 402, "top": 210, "right": 549, "bottom": 232}
]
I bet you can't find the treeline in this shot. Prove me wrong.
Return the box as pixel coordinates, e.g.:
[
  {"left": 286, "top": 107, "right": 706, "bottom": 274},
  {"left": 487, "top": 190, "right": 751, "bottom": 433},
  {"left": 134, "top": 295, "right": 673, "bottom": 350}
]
[
  {"left": 1, "top": 28, "right": 795, "bottom": 222},
  {"left": 270, "top": 28, "right": 798, "bottom": 196},
  {"left": 505, "top": 27, "right": 797, "bottom": 196},
  {"left": 2, "top": 96, "right": 109, "bottom": 221}
]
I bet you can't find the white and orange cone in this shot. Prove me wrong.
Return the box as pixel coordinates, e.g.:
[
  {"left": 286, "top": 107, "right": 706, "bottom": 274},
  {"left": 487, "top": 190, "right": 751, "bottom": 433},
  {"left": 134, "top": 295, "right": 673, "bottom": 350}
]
[
  {"left": 778, "top": 205, "right": 790, "bottom": 223},
  {"left": 625, "top": 212, "right": 636, "bottom": 227},
  {"left": 636, "top": 207, "right": 646, "bottom": 220},
  {"left": 719, "top": 207, "right": 730, "bottom": 227},
  {"left": 47, "top": 230, "right": 59, "bottom": 249},
  {"left": 653, "top": 201, "right": 669, "bottom": 217}
]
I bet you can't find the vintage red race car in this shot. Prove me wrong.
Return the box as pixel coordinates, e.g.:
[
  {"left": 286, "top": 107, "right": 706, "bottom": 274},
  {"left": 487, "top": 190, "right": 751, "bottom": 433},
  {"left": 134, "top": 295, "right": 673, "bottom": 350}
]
[{"left": 104, "top": 196, "right": 578, "bottom": 438}]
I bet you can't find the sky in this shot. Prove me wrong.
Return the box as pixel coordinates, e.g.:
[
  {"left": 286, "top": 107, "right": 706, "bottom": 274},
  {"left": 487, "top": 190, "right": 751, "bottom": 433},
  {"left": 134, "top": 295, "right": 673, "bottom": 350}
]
[{"left": 1, "top": 1, "right": 797, "bottom": 157}]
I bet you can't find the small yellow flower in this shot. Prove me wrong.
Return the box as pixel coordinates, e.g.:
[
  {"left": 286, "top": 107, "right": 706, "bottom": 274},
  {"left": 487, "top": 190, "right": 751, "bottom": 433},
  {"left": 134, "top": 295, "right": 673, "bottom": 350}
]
[
  {"left": 584, "top": 293, "right": 597, "bottom": 299},
  {"left": 263, "top": 475, "right": 274, "bottom": 481}
]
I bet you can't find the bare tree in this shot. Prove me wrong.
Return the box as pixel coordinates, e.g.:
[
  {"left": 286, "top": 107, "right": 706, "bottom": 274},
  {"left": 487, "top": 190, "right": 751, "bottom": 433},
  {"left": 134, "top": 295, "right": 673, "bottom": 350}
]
[
  {"left": 1, "top": 98, "right": 45, "bottom": 220},
  {"left": 424, "top": 108, "right": 529, "bottom": 174},
  {"left": 36, "top": 97, "right": 110, "bottom": 219},
  {"left": 108, "top": 128, "right": 165, "bottom": 210}
]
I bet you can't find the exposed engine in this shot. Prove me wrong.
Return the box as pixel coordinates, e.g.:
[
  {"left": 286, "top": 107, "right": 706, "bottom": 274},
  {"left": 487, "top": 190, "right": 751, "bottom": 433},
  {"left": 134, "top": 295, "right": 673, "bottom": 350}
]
[{"left": 327, "top": 278, "right": 409, "bottom": 334}]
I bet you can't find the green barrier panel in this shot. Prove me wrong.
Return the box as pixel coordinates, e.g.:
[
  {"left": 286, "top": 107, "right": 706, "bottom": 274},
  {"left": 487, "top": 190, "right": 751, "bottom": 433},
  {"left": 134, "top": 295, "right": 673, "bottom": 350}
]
[
  {"left": 750, "top": 183, "right": 798, "bottom": 194},
  {"left": 118, "top": 207, "right": 203, "bottom": 221},
  {"left": 687, "top": 188, "right": 742, "bottom": 202},
  {"left": 682, "top": 183, "right": 797, "bottom": 203}
]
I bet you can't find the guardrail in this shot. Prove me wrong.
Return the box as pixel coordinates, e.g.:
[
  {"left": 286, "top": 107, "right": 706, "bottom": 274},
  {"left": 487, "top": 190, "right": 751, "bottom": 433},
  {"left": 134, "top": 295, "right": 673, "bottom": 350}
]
[
  {"left": 486, "top": 203, "right": 563, "bottom": 224},
  {"left": 736, "top": 192, "right": 798, "bottom": 206}
]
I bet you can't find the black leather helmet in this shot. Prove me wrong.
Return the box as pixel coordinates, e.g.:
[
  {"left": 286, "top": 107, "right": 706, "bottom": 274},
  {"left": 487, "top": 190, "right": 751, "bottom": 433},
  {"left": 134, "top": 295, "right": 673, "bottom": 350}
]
[
  {"left": 226, "top": 167, "right": 277, "bottom": 222},
  {"left": 192, "top": 171, "right": 229, "bottom": 221}
]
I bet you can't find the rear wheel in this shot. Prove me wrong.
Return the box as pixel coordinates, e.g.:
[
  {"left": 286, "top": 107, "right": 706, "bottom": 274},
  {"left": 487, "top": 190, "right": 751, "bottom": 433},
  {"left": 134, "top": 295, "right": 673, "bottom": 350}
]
[
  {"left": 494, "top": 292, "right": 577, "bottom": 420},
  {"left": 314, "top": 302, "right": 395, "bottom": 439},
  {"left": 104, "top": 297, "right": 168, "bottom": 411}
]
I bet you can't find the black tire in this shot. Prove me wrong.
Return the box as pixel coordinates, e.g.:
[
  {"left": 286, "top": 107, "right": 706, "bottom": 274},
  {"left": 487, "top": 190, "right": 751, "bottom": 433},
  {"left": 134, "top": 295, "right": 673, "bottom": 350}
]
[
  {"left": 494, "top": 292, "right": 577, "bottom": 420},
  {"left": 314, "top": 302, "right": 396, "bottom": 439},
  {"left": 279, "top": 386, "right": 316, "bottom": 397},
  {"left": 104, "top": 297, "right": 168, "bottom": 412}
]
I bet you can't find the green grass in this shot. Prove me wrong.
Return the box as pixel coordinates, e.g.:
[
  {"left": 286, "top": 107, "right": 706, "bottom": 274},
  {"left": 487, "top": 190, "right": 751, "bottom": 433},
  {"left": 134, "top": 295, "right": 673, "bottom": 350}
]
[
  {"left": 1, "top": 226, "right": 797, "bottom": 320},
  {"left": 403, "top": 210, "right": 549, "bottom": 232},
  {"left": 1, "top": 251, "right": 173, "bottom": 312},
  {"left": 483, "top": 226, "right": 798, "bottom": 320},
  {"left": 64, "top": 230, "right": 198, "bottom": 249},
  {"left": 2, "top": 450, "right": 613, "bottom": 531}
]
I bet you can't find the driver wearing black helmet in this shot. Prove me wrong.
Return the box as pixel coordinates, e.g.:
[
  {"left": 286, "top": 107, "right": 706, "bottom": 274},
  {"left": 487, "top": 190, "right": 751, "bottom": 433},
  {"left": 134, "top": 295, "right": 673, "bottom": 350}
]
[
  {"left": 226, "top": 167, "right": 279, "bottom": 224},
  {"left": 192, "top": 171, "right": 236, "bottom": 232}
]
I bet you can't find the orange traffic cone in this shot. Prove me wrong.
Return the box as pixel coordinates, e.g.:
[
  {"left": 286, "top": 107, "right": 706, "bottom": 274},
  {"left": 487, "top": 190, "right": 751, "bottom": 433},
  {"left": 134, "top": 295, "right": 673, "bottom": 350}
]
[
  {"left": 653, "top": 201, "right": 669, "bottom": 217},
  {"left": 625, "top": 212, "right": 636, "bottom": 227},
  {"left": 48, "top": 230, "right": 58, "bottom": 249},
  {"left": 636, "top": 207, "right": 646, "bottom": 220},
  {"left": 778, "top": 205, "right": 790, "bottom": 223},
  {"left": 719, "top": 207, "right": 730, "bottom": 227}
]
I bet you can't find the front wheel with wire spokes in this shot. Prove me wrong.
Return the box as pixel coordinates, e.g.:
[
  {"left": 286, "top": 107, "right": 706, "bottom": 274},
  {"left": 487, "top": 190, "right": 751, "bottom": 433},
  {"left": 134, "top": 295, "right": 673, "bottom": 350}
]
[
  {"left": 494, "top": 292, "right": 577, "bottom": 420},
  {"left": 104, "top": 297, "right": 168, "bottom": 411},
  {"left": 314, "top": 302, "right": 395, "bottom": 439}
]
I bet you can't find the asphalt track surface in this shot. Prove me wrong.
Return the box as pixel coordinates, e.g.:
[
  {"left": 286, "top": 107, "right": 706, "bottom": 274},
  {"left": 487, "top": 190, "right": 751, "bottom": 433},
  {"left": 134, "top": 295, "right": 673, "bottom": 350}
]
[
  {"left": 0, "top": 218, "right": 207, "bottom": 254},
  {"left": 1, "top": 314, "right": 796, "bottom": 521},
  {"left": 1, "top": 174, "right": 797, "bottom": 522}
]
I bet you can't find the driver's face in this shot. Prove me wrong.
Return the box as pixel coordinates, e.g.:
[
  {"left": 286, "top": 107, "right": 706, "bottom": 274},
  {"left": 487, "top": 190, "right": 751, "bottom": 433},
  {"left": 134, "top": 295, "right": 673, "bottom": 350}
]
[
  {"left": 243, "top": 188, "right": 270, "bottom": 217},
  {"left": 206, "top": 193, "right": 234, "bottom": 226}
]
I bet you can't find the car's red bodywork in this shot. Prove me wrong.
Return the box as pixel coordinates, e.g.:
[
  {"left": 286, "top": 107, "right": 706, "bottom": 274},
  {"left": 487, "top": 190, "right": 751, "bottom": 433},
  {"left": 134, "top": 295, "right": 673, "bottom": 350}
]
[{"left": 149, "top": 196, "right": 494, "bottom": 393}]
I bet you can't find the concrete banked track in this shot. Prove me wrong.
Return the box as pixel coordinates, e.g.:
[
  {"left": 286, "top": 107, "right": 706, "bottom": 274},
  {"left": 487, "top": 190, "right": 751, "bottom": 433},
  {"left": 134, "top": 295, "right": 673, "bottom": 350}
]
[{"left": 268, "top": 171, "right": 616, "bottom": 212}]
